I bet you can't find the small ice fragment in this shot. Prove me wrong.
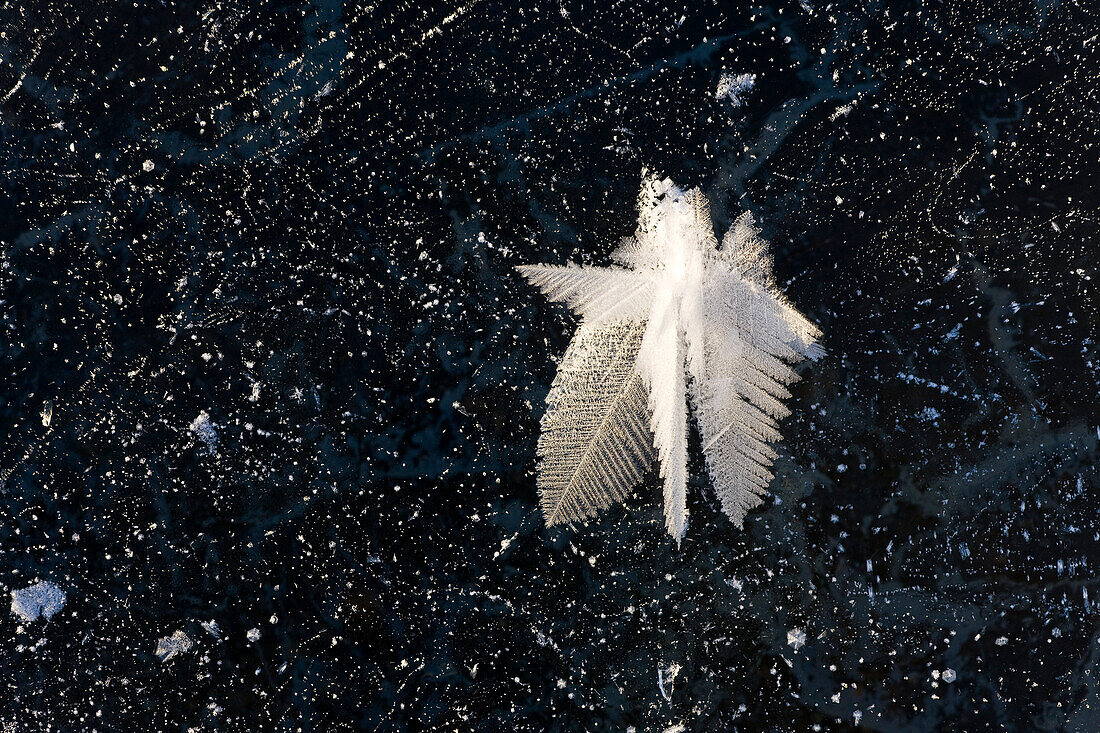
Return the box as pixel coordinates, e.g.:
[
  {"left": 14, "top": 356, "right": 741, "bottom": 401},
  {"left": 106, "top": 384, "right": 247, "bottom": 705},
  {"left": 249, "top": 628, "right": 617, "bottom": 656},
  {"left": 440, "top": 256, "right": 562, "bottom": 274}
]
[
  {"left": 190, "top": 411, "right": 218, "bottom": 452},
  {"left": 142, "top": 160, "right": 155, "bottom": 172},
  {"left": 657, "top": 662, "right": 681, "bottom": 700},
  {"left": 942, "top": 668, "right": 956, "bottom": 683},
  {"left": 716, "top": 72, "right": 756, "bottom": 107},
  {"left": 246, "top": 627, "right": 261, "bottom": 643},
  {"left": 787, "top": 628, "right": 806, "bottom": 650},
  {"left": 11, "top": 580, "right": 66, "bottom": 622},
  {"left": 200, "top": 620, "right": 222, "bottom": 639},
  {"left": 155, "top": 630, "right": 193, "bottom": 661},
  {"left": 995, "top": 636, "right": 1008, "bottom": 646}
]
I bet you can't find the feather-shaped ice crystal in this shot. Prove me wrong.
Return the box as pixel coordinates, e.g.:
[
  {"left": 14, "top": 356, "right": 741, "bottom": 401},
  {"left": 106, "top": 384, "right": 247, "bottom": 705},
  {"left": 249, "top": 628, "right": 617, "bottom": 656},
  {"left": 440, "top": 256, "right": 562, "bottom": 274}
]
[{"left": 518, "top": 174, "right": 823, "bottom": 542}]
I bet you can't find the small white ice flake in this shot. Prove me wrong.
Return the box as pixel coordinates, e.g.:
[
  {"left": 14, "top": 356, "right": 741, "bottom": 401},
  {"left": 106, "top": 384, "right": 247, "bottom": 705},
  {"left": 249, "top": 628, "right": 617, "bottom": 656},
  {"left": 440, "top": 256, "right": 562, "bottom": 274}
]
[
  {"left": 190, "top": 411, "right": 218, "bottom": 452},
  {"left": 787, "top": 628, "right": 806, "bottom": 650},
  {"left": 830, "top": 102, "right": 853, "bottom": 120},
  {"left": 919, "top": 407, "right": 941, "bottom": 422},
  {"left": 246, "top": 627, "right": 261, "bottom": 643},
  {"left": 995, "top": 636, "right": 1008, "bottom": 646},
  {"left": 942, "top": 668, "right": 957, "bottom": 683},
  {"left": 657, "top": 662, "right": 681, "bottom": 700},
  {"left": 155, "top": 630, "right": 193, "bottom": 661},
  {"left": 142, "top": 159, "right": 154, "bottom": 172},
  {"left": 201, "top": 620, "right": 222, "bottom": 639},
  {"left": 716, "top": 72, "right": 756, "bottom": 107},
  {"left": 11, "top": 580, "right": 66, "bottom": 622}
]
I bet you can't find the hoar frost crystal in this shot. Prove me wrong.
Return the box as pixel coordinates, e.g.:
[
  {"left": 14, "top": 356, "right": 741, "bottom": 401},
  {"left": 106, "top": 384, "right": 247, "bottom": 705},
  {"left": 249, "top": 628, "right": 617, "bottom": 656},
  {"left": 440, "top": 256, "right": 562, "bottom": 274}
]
[{"left": 518, "top": 174, "right": 823, "bottom": 542}]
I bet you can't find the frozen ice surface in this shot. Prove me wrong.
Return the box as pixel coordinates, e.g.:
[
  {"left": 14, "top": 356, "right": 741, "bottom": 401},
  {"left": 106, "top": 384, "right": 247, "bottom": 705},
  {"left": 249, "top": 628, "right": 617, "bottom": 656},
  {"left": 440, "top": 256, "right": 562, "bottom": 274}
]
[
  {"left": 2, "top": 0, "right": 1097, "bottom": 728},
  {"left": 11, "top": 581, "right": 66, "bottom": 622}
]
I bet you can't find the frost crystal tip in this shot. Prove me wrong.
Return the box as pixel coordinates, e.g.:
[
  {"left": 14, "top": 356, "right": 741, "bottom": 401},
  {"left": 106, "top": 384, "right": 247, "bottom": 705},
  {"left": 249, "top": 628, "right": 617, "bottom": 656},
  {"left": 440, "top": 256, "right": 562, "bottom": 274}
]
[{"left": 518, "top": 174, "right": 823, "bottom": 542}]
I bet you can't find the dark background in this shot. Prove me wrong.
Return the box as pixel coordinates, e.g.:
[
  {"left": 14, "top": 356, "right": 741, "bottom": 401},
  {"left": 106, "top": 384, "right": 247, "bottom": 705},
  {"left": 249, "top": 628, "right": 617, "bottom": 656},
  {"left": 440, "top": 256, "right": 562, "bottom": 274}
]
[{"left": 1, "top": 0, "right": 1098, "bottom": 730}]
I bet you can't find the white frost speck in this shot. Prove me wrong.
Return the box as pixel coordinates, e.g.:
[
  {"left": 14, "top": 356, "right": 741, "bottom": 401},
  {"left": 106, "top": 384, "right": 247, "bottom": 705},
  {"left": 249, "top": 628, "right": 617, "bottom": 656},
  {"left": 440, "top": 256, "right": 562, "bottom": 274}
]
[
  {"left": 155, "top": 630, "right": 193, "bottom": 661},
  {"left": 246, "top": 627, "right": 261, "bottom": 643},
  {"left": 787, "top": 628, "right": 806, "bottom": 650},
  {"left": 942, "top": 668, "right": 957, "bottom": 683},
  {"left": 11, "top": 580, "right": 66, "bottom": 622},
  {"left": 716, "top": 72, "right": 756, "bottom": 107},
  {"left": 142, "top": 159, "right": 154, "bottom": 172},
  {"left": 201, "top": 620, "right": 222, "bottom": 639},
  {"left": 190, "top": 411, "right": 218, "bottom": 452}
]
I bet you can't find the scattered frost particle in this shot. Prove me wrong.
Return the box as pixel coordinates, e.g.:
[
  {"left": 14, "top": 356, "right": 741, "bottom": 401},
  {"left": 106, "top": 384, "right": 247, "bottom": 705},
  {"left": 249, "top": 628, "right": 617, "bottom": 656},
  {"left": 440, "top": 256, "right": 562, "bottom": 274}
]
[
  {"left": 995, "top": 636, "right": 1008, "bottom": 646},
  {"left": 663, "top": 725, "right": 686, "bottom": 733},
  {"left": 200, "top": 620, "right": 222, "bottom": 639},
  {"left": 142, "top": 159, "right": 154, "bottom": 172},
  {"left": 190, "top": 411, "right": 218, "bottom": 452},
  {"left": 715, "top": 72, "right": 756, "bottom": 107},
  {"left": 11, "top": 580, "right": 66, "bottom": 622},
  {"left": 787, "top": 628, "right": 806, "bottom": 650},
  {"left": 246, "top": 627, "right": 261, "bottom": 643},
  {"left": 155, "top": 630, "right": 193, "bottom": 662},
  {"left": 942, "top": 668, "right": 957, "bottom": 683}
]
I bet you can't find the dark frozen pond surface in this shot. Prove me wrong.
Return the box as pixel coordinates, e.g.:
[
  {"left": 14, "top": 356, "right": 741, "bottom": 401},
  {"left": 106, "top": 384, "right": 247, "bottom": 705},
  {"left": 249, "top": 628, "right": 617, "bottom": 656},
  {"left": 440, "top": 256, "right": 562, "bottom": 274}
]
[{"left": 1, "top": 1, "right": 1098, "bottom": 730}]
